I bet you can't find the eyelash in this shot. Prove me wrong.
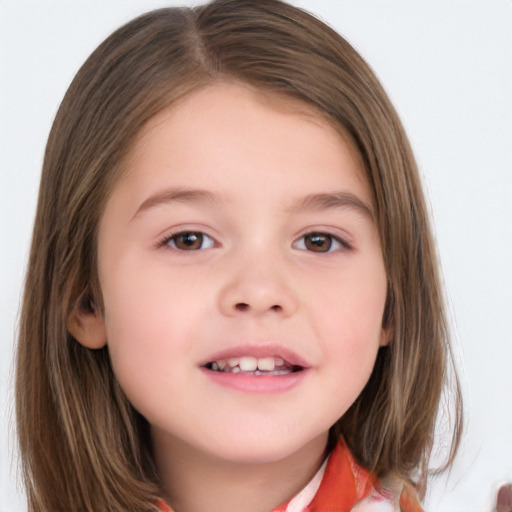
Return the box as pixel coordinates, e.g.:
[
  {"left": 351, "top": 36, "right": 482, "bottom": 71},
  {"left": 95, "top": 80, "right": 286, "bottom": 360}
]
[
  {"left": 160, "top": 231, "right": 215, "bottom": 251},
  {"left": 292, "top": 232, "right": 352, "bottom": 253},
  {"left": 159, "top": 230, "right": 352, "bottom": 253}
]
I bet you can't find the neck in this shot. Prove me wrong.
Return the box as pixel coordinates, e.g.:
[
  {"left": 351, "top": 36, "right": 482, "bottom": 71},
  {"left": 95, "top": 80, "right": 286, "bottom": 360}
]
[{"left": 152, "top": 431, "right": 328, "bottom": 512}]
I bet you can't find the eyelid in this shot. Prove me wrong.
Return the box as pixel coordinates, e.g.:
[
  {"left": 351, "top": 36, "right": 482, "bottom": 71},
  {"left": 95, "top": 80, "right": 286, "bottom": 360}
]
[
  {"left": 156, "top": 227, "right": 219, "bottom": 251},
  {"left": 292, "top": 229, "right": 353, "bottom": 252}
]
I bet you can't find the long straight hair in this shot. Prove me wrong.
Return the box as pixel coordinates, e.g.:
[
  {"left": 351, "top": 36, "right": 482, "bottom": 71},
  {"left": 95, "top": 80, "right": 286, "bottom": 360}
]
[{"left": 16, "top": 1, "right": 462, "bottom": 510}]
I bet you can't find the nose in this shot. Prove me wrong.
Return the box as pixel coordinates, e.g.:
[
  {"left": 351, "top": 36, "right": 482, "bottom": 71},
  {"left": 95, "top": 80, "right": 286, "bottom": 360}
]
[{"left": 217, "top": 255, "right": 299, "bottom": 318}]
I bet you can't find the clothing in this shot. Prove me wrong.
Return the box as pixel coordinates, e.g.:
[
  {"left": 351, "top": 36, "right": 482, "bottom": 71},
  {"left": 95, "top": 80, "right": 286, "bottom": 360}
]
[{"left": 156, "top": 439, "right": 423, "bottom": 512}]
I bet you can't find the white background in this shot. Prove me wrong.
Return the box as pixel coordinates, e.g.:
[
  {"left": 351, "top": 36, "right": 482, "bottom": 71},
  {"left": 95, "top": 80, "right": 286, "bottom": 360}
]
[{"left": 1, "top": 1, "right": 511, "bottom": 511}]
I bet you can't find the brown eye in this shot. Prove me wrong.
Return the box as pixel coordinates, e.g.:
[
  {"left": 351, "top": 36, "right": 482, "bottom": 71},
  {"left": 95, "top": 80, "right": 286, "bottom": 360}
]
[
  {"left": 293, "top": 232, "right": 348, "bottom": 253},
  {"left": 304, "top": 233, "right": 333, "bottom": 252},
  {"left": 166, "top": 232, "right": 214, "bottom": 251}
]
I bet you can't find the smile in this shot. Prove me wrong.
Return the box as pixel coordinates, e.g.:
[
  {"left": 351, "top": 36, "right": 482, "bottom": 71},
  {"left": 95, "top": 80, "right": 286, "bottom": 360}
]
[{"left": 204, "top": 356, "right": 303, "bottom": 375}]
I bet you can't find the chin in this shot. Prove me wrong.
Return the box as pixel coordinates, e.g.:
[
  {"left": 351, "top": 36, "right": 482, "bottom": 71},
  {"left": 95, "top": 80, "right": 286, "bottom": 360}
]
[{"left": 201, "top": 427, "right": 328, "bottom": 466}]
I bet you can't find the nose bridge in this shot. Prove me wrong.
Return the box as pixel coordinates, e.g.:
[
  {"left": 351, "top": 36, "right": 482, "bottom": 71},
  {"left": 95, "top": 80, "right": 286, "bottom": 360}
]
[{"left": 217, "top": 242, "right": 299, "bottom": 317}]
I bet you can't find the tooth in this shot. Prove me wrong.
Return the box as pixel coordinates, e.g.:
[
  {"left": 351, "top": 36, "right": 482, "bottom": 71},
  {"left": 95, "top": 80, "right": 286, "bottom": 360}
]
[
  {"left": 228, "top": 358, "right": 239, "bottom": 368},
  {"left": 217, "top": 360, "right": 226, "bottom": 370},
  {"left": 257, "top": 357, "right": 275, "bottom": 372},
  {"left": 211, "top": 362, "right": 219, "bottom": 371},
  {"left": 239, "top": 356, "right": 257, "bottom": 372},
  {"left": 232, "top": 366, "right": 241, "bottom": 373},
  {"left": 275, "top": 357, "right": 284, "bottom": 367}
]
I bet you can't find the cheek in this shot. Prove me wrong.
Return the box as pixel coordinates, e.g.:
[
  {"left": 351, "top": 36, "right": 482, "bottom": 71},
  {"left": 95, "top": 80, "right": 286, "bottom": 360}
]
[
  {"left": 100, "top": 268, "right": 187, "bottom": 395},
  {"left": 310, "top": 259, "right": 388, "bottom": 376},
  {"left": 99, "top": 252, "right": 216, "bottom": 366},
  {"left": 316, "top": 268, "right": 387, "bottom": 337},
  {"left": 316, "top": 287, "right": 386, "bottom": 417},
  {"left": 101, "top": 251, "right": 193, "bottom": 338},
  {"left": 102, "top": 293, "right": 190, "bottom": 419}
]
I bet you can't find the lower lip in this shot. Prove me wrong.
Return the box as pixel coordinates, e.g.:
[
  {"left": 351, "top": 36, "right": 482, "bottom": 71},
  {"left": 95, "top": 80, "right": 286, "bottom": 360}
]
[{"left": 200, "top": 368, "right": 307, "bottom": 393}]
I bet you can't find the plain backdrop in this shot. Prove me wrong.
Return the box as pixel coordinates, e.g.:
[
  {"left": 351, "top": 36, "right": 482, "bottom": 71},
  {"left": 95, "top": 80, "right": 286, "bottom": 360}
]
[{"left": 1, "top": 1, "right": 511, "bottom": 511}]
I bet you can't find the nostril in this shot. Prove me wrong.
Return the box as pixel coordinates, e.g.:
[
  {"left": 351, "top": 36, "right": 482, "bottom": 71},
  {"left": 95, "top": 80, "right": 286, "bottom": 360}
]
[{"left": 234, "top": 303, "right": 283, "bottom": 313}]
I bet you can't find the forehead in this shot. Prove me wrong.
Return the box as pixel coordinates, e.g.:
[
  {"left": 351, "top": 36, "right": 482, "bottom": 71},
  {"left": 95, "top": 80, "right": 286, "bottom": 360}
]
[
  {"left": 127, "top": 80, "right": 364, "bottom": 176},
  {"left": 110, "top": 81, "right": 371, "bottom": 217}
]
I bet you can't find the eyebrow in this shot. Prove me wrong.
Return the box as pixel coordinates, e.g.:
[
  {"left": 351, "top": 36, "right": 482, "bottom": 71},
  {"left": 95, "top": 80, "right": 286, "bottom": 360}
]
[
  {"left": 288, "top": 192, "right": 375, "bottom": 220},
  {"left": 132, "top": 187, "right": 221, "bottom": 220},
  {"left": 132, "top": 187, "right": 374, "bottom": 221}
]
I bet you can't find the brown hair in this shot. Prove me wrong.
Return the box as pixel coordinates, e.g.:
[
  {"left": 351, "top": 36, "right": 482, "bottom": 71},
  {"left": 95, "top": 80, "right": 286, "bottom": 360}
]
[{"left": 15, "top": 0, "right": 462, "bottom": 510}]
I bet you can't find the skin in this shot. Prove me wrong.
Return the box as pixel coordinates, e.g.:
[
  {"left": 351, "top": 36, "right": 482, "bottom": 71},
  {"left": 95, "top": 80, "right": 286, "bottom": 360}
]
[{"left": 70, "top": 82, "right": 389, "bottom": 512}]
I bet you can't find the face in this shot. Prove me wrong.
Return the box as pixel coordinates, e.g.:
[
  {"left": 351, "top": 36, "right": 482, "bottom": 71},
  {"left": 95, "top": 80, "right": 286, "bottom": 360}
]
[{"left": 95, "top": 82, "right": 388, "bottom": 467}]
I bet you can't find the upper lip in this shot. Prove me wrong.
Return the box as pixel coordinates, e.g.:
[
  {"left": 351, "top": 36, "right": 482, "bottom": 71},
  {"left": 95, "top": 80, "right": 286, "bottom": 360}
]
[{"left": 200, "top": 343, "right": 311, "bottom": 369}]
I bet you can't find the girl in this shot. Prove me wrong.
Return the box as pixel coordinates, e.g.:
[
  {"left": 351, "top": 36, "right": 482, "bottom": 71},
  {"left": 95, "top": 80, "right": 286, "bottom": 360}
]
[{"left": 15, "top": 1, "right": 463, "bottom": 511}]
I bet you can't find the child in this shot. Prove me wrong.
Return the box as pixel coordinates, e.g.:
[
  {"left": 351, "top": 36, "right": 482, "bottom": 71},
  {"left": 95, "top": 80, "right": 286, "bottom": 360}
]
[{"left": 15, "top": 0, "right": 463, "bottom": 510}]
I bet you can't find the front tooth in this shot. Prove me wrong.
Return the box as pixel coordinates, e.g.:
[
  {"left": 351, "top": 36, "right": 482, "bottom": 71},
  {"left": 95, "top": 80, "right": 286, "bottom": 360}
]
[
  {"left": 239, "top": 356, "right": 257, "bottom": 372},
  {"left": 257, "top": 357, "right": 275, "bottom": 372}
]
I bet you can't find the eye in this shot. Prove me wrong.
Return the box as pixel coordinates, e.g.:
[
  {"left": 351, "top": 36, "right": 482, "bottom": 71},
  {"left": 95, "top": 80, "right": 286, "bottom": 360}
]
[
  {"left": 293, "top": 232, "right": 349, "bottom": 253},
  {"left": 163, "top": 231, "right": 215, "bottom": 251}
]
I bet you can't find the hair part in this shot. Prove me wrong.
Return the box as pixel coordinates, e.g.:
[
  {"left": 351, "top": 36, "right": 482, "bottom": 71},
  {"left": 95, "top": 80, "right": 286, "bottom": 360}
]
[{"left": 16, "top": 1, "right": 462, "bottom": 510}]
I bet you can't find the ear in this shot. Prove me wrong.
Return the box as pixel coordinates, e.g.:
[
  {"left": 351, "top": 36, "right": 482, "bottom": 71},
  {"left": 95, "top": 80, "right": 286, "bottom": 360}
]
[
  {"left": 379, "top": 325, "right": 392, "bottom": 347},
  {"left": 380, "top": 287, "right": 393, "bottom": 347},
  {"left": 68, "top": 301, "right": 107, "bottom": 349}
]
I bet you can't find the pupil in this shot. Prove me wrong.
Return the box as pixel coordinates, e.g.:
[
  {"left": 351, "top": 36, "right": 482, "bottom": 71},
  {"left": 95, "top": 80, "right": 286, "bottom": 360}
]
[
  {"left": 306, "top": 233, "right": 331, "bottom": 252},
  {"left": 179, "top": 232, "right": 202, "bottom": 249}
]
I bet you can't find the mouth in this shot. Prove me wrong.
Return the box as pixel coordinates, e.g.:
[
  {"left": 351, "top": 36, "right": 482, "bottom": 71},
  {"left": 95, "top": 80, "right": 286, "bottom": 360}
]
[{"left": 203, "top": 356, "right": 304, "bottom": 376}]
